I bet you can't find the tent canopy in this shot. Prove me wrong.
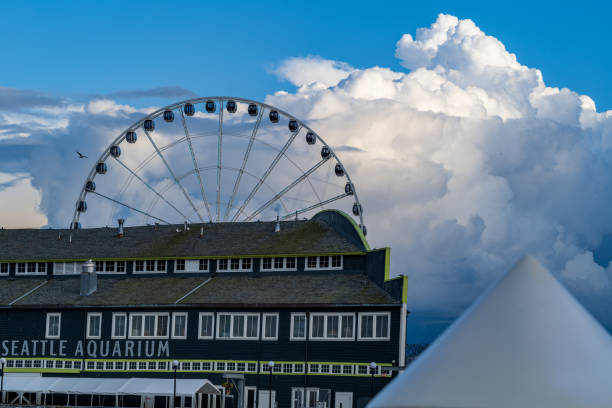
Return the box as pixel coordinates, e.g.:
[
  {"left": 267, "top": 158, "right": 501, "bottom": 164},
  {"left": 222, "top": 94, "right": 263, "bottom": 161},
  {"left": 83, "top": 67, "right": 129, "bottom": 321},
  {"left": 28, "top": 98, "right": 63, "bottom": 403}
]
[
  {"left": 2, "top": 375, "right": 220, "bottom": 396},
  {"left": 370, "top": 255, "right": 612, "bottom": 408}
]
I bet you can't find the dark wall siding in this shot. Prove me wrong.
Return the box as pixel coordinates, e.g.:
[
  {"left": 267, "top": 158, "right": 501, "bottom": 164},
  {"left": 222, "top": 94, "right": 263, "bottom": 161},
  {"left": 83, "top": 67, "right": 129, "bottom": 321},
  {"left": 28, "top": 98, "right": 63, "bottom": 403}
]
[{"left": 0, "top": 307, "right": 399, "bottom": 363}]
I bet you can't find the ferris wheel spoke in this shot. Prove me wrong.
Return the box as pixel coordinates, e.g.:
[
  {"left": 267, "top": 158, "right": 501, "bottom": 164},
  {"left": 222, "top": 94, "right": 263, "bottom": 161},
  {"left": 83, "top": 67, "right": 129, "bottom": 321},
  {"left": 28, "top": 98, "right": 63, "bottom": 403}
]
[
  {"left": 216, "top": 100, "right": 224, "bottom": 222},
  {"left": 232, "top": 124, "right": 303, "bottom": 221},
  {"left": 244, "top": 156, "right": 328, "bottom": 221},
  {"left": 112, "top": 157, "right": 191, "bottom": 221},
  {"left": 223, "top": 105, "right": 264, "bottom": 221},
  {"left": 279, "top": 192, "right": 350, "bottom": 221},
  {"left": 90, "top": 191, "right": 171, "bottom": 225},
  {"left": 179, "top": 108, "right": 213, "bottom": 222},
  {"left": 143, "top": 129, "right": 204, "bottom": 222}
]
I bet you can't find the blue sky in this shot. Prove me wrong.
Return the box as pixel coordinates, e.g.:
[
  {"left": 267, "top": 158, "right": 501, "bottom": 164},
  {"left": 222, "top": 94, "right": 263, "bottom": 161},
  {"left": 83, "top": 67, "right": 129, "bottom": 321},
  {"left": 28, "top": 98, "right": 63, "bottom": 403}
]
[
  {"left": 1, "top": 1, "right": 611, "bottom": 344},
  {"left": 1, "top": 1, "right": 610, "bottom": 110}
]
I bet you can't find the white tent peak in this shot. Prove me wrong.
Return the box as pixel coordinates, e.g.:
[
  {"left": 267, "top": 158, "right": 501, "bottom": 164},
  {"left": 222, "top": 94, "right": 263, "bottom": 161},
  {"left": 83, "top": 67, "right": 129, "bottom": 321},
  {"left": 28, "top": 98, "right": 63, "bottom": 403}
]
[{"left": 370, "top": 255, "right": 612, "bottom": 408}]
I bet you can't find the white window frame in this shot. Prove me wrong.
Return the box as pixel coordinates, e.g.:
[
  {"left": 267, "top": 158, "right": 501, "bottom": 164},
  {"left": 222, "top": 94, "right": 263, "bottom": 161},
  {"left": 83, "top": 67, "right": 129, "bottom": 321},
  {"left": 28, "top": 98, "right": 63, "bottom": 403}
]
[
  {"left": 176, "top": 259, "right": 210, "bottom": 273},
  {"left": 198, "top": 312, "right": 215, "bottom": 339},
  {"left": 94, "top": 260, "right": 126, "bottom": 274},
  {"left": 216, "top": 312, "right": 260, "bottom": 340},
  {"left": 262, "top": 313, "right": 279, "bottom": 340},
  {"left": 290, "top": 313, "right": 307, "bottom": 341},
  {"left": 128, "top": 312, "right": 170, "bottom": 339},
  {"left": 216, "top": 258, "right": 253, "bottom": 272},
  {"left": 133, "top": 260, "right": 166, "bottom": 274},
  {"left": 309, "top": 313, "right": 355, "bottom": 340},
  {"left": 53, "top": 262, "right": 83, "bottom": 275},
  {"left": 357, "top": 312, "right": 391, "bottom": 340},
  {"left": 304, "top": 256, "right": 343, "bottom": 271},
  {"left": 87, "top": 312, "right": 102, "bottom": 339},
  {"left": 45, "top": 313, "right": 61, "bottom": 339},
  {"left": 260, "top": 257, "right": 298, "bottom": 271},
  {"left": 16, "top": 262, "right": 47, "bottom": 276},
  {"left": 172, "top": 312, "right": 188, "bottom": 339},
  {"left": 0, "top": 263, "right": 9, "bottom": 275},
  {"left": 111, "top": 313, "right": 127, "bottom": 339}
]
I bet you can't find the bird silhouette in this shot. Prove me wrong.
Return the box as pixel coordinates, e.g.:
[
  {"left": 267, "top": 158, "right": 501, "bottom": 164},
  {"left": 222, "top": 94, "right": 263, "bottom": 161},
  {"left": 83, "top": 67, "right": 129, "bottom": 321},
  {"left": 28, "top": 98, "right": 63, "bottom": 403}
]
[{"left": 76, "top": 151, "right": 88, "bottom": 159}]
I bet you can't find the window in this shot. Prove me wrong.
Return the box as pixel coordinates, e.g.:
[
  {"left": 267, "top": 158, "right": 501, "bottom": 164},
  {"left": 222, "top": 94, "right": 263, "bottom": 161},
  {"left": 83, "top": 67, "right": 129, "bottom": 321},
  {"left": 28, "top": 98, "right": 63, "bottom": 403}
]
[
  {"left": 358, "top": 312, "right": 390, "bottom": 340},
  {"left": 94, "top": 261, "right": 124, "bottom": 274},
  {"left": 54, "top": 262, "right": 83, "bottom": 275},
  {"left": 310, "top": 313, "right": 354, "bottom": 340},
  {"left": 291, "top": 313, "right": 307, "bottom": 340},
  {"left": 0, "top": 263, "right": 8, "bottom": 274},
  {"left": 87, "top": 313, "right": 102, "bottom": 339},
  {"left": 134, "top": 259, "right": 166, "bottom": 273},
  {"left": 216, "top": 313, "right": 259, "bottom": 339},
  {"left": 172, "top": 313, "right": 188, "bottom": 339},
  {"left": 176, "top": 259, "right": 210, "bottom": 273},
  {"left": 198, "top": 313, "right": 214, "bottom": 339},
  {"left": 263, "top": 314, "right": 278, "bottom": 340},
  {"left": 304, "top": 256, "right": 343, "bottom": 270},
  {"left": 217, "top": 258, "right": 252, "bottom": 272},
  {"left": 129, "top": 313, "right": 169, "bottom": 338},
  {"left": 260, "top": 257, "right": 298, "bottom": 271},
  {"left": 17, "top": 262, "right": 46, "bottom": 275},
  {"left": 46, "top": 313, "right": 61, "bottom": 338},
  {"left": 112, "top": 313, "right": 127, "bottom": 339}
]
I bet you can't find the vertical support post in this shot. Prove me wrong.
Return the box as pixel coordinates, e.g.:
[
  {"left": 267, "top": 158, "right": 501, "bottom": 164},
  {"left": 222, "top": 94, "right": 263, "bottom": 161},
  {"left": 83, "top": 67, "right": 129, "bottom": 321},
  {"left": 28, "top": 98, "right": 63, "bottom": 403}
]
[
  {"left": 0, "top": 358, "right": 5, "bottom": 404},
  {"left": 173, "top": 360, "right": 179, "bottom": 408},
  {"left": 369, "top": 362, "right": 377, "bottom": 399}
]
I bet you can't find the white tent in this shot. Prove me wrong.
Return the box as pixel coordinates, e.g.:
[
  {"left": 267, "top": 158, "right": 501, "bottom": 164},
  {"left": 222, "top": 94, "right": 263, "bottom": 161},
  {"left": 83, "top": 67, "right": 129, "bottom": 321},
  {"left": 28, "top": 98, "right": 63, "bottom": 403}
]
[
  {"left": 118, "top": 378, "right": 220, "bottom": 396},
  {"left": 2, "top": 375, "right": 220, "bottom": 397},
  {"left": 370, "top": 255, "right": 612, "bottom": 408}
]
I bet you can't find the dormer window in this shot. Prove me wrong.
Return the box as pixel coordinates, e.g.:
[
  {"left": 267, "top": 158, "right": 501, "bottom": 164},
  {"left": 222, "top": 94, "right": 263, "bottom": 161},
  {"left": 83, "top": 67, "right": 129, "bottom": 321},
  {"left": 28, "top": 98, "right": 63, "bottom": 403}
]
[
  {"left": 305, "top": 256, "right": 343, "bottom": 270},
  {"left": 217, "top": 258, "right": 252, "bottom": 272},
  {"left": 260, "top": 257, "right": 297, "bottom": 271}
]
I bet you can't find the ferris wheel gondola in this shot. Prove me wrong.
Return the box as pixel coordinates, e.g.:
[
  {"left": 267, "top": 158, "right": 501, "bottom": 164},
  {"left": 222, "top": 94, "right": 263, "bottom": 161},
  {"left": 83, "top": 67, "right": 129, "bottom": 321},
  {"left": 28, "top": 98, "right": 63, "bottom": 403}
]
[{"left": 70, "top": 97, "right": 366, "bottom": 235}]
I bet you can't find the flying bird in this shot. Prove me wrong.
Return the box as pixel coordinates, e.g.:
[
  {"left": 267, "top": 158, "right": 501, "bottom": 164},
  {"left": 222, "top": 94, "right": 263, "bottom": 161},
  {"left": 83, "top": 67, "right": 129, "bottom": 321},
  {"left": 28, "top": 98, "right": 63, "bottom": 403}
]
[{"left": 76, "top": 151, "right": 88, "bottom": 159}]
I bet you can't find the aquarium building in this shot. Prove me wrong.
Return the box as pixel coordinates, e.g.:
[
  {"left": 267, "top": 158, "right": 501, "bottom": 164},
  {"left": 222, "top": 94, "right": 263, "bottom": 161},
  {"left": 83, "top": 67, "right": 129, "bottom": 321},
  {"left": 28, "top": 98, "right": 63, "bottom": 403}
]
[{"left": 0, "top": 210, "right": 407, "bottom": 408}]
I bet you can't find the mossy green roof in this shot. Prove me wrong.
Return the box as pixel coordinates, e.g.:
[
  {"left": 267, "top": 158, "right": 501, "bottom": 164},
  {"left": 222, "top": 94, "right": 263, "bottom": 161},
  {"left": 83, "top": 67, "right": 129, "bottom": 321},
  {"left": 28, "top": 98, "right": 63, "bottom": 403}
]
[
  {"left": 0, "top": 218, "right": 366, "bottom": 262},
  {"left": 0, "top": 273, "right": 398, "bottom": 307}
]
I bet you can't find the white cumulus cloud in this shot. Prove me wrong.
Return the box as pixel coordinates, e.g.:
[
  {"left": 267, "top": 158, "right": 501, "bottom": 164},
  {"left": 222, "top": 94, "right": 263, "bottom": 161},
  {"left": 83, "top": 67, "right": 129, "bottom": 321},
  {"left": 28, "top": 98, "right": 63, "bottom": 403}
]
[
  {"left": 268, "top": 13, "right": 612, "bottom": 324},
  {"left": 1, "top": 14, "right": 612, "bottom": 333}
]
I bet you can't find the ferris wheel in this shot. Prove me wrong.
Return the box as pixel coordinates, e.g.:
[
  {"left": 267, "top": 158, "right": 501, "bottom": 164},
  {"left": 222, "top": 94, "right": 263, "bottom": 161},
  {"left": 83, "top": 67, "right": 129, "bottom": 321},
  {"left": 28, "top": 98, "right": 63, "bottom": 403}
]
[{"left": 70, "top": 97, "right": 366, "bottom": 234}]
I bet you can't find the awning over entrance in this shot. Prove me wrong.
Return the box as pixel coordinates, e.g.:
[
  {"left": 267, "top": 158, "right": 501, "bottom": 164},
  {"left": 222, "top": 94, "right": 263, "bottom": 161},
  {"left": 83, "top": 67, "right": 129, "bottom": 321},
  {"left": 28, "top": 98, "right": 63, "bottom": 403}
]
[{"left": 2, "top": 375, "right": 221, "bottom": 396}]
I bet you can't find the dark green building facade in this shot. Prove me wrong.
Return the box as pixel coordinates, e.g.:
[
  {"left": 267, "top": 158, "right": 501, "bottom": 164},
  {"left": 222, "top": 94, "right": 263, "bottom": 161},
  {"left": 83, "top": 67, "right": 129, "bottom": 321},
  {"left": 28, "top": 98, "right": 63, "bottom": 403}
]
[{"left": 0, "top": 210, "right": 408, "bottom": 408}]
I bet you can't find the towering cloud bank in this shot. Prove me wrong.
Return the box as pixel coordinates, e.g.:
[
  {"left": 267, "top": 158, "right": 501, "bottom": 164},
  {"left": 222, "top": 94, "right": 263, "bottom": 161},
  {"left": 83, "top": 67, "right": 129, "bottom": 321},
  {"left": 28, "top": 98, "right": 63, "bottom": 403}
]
[
  {"left": 0, "top": 14, "right": 611, "bottom": 330},
  {"left": 267, "top": 14, "right": 612, "bottom": 324}
]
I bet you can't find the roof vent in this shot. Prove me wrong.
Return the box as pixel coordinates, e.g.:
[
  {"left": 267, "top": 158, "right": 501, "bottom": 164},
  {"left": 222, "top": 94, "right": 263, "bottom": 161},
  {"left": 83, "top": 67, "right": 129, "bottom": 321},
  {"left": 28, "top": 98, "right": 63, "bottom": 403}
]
[
  {"left": 80, "top": 259, "right": 97, "bottom": 296},
  {"left": 275, "top": 216, "right": 280, "bottom": 233},
  {"left": 118, "top": 218, "right": 125, "bottom": 238}
]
